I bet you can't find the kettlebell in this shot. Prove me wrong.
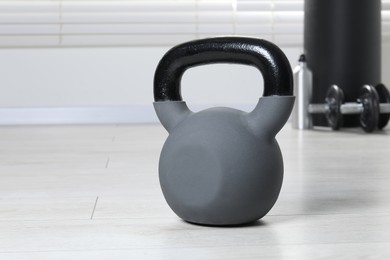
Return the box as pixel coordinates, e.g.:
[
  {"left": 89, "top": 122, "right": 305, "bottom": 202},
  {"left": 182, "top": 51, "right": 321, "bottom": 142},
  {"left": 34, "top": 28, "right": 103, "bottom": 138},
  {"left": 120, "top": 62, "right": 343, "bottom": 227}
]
[{"left": 153, "top": 37, "right": 294, "bottom": 226}]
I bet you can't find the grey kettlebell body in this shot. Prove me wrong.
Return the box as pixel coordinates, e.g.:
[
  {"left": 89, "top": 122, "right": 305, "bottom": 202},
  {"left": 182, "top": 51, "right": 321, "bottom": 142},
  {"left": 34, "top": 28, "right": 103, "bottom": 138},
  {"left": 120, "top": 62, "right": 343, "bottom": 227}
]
[{"left": 154, "top": 37, "right": 294, "bottom": 226}]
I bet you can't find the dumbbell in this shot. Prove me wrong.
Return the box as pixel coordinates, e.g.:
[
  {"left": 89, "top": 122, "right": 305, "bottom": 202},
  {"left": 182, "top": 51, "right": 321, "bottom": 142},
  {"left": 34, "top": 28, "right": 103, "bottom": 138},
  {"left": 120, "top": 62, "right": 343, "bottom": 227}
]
[{"left": 308, "top": 84, "right": 390, "bottom": 132}]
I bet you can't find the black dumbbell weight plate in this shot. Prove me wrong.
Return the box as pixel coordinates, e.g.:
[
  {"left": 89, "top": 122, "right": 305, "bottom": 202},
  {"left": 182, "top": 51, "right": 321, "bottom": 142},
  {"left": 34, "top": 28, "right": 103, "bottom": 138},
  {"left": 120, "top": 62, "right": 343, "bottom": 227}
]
[
  {"left": 359, "top": 85, "right": 379, "bottom": 133},
  {"left": 325, "top": 85, "right": 344, "bottom": 130},
  {"left": 375, "top": 83, "right": 390, "bottom": 129}
]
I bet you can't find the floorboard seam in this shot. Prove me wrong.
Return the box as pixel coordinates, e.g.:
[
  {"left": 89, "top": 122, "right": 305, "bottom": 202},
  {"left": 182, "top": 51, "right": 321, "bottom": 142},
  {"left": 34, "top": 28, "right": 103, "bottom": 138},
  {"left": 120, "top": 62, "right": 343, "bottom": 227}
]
[{"left": 90, "top": 196, "right": 99, "bottom": 220}]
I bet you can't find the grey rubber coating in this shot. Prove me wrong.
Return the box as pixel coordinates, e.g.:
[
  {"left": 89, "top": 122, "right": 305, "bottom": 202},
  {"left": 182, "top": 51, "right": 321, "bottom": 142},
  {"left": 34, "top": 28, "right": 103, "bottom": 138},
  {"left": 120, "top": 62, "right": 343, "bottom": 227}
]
[
  {"left": 154, "top": 96, "right": 295, "bottom": 226},
  {"left": 154, "top": 36, "right": 293, "bottom": 101}
]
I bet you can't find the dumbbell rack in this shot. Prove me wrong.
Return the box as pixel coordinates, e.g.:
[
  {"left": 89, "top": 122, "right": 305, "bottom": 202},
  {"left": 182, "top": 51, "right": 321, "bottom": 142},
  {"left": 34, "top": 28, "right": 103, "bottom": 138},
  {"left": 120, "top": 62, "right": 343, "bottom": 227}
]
[{"left": 293, "top": 83, "right": 390, "bottom": 133}]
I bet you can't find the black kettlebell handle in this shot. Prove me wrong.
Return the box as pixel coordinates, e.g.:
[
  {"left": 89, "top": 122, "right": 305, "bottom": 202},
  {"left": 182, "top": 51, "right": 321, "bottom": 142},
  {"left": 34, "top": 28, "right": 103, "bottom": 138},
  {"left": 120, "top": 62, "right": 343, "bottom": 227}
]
[{"left": 154, "top": 37, "right": 293, "bottom": 102}]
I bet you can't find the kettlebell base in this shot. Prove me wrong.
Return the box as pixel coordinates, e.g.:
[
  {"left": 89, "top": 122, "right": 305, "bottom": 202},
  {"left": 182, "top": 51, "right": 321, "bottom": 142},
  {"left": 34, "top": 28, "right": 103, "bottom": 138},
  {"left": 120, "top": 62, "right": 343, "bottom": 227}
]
[{"left": 183, "top": 218, "right": 262, "bottom": 227}]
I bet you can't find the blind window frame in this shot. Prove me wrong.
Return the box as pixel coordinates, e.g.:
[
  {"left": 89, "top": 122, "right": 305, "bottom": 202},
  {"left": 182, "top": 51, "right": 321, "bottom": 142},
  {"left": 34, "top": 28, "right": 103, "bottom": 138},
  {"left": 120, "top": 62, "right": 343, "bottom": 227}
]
[{"left": 0, "top": 0, "right": 388, "bottom": 48}]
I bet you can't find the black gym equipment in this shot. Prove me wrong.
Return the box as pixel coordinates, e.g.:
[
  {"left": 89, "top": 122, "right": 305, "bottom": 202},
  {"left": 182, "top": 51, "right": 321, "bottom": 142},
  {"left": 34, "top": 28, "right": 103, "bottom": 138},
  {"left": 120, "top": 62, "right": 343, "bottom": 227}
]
[{"left": 304, "top": 0, "right": 382, "bottom": 127}]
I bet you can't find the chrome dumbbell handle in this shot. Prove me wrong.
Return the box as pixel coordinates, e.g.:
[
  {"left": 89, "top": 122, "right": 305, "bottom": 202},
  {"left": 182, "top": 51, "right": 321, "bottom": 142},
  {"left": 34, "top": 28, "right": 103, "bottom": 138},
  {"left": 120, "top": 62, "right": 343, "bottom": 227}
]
[
  {"left": 308, "top": 103, "right": 364, "bottom": 115},
  {"left": 340, "top": 103, "right": 364, "bottom": 114},
  {"left": 308, "top": 104, "right": 328, "bottom": 114},
  {"left": 380, "top": 103, "right": 390, "bottom": 113},
  {"left": 309, "top": 103, "right": 390, "bottom": 114}
]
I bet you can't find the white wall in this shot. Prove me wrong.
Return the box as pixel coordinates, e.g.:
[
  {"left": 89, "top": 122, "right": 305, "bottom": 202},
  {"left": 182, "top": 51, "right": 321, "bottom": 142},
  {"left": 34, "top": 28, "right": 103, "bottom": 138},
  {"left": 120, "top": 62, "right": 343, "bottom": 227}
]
[
  {"left": 0, "top": 46, "right": 302, "bottom": 124},
  {"left": 0, "top": 47, "right": 164, "bottom": 107},
  {"left": 0, "top": 43, "right": 388, "bottom": 124}
]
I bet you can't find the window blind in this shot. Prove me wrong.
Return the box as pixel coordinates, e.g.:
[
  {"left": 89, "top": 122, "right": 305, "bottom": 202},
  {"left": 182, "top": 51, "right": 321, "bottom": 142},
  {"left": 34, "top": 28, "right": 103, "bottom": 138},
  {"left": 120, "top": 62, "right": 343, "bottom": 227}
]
[{"left": 0, "top": 0, "right": 388, "bottom": 48}]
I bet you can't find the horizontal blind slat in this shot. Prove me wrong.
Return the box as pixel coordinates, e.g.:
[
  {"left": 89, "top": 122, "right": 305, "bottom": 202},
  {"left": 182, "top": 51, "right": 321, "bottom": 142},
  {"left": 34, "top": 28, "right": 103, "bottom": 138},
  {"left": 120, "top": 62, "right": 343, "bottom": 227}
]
[
  {"left": 62, "top": 13, "right": 197, "bottom": 24},
  {"left": 235, "top": 12, "right": 272, "bottom": 23},
  {"left": 274, "top": 24, "right": 303, "bottom": 34},
  {"left": 383, "top": 1, "right": 390, "bottom": 10},
  {"left": 198, "top": 24, "right": 234, "bottom": 34},
  {"left": 383, "top": 22, "right": 390, "bottom": 34},
  {"left": 0, "top": 25, "right": 59, "bottom": 34},
  {"left": 0, "top": 14, "right": 59, "bottom": 24},
  {"left": 236, "top": 2, "right": 272, "bottom": 12},
  {"left": 0, "top": 1, "right": 58, "bottom": 12},
  {"left": 274, "top": 34, "right": 303, "bottom": 46},
  {"left": 274, "top": 1, "right": 303, "bottom": 11},
  {"left": 0, "top": 35, "right": 59, "bottom": 47},
  {"left": 198, "top": 0, "right": 233, "bottom": 11},
  {"left": 198, "top": 12, "right": 234, "bottom": 23},
  {"left": 383, "top": 11, "right": 390, "bottom": 22},
  {"left": 235, "top": 24, "right": 272, "bottom": 34},
  {"left": 273, "top": 12, "right": 303, "bottom": 23},
  {"left": 61, "top": 34, "right": 196, "bottom": 46},
  {"left": 62, "top": 24, "right": 196, "bottom": 34},
  {"left": 62, "top": 1, "right": 195, "bottom": 12},
  {"left": 199, "top": 33, "right": 272, "bottom": 41}
]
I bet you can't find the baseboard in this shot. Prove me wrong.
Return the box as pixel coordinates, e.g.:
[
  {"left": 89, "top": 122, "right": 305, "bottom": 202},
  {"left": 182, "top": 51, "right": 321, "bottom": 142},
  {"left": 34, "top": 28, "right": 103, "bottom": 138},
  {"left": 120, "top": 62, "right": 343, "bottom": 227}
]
[
  {"left": 0, "top": 106, "right": 158, "bottom": 125},
  {"left": 0, "top": 104, "right": 257, "bottom": 125}
]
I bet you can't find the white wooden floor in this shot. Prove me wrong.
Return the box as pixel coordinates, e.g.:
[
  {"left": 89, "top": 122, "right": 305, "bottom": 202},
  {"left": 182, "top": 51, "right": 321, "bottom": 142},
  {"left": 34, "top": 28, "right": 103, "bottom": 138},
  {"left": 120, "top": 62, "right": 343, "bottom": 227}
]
[{"left": 0, "top": 123, "right": 389, "bottom": 259}]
